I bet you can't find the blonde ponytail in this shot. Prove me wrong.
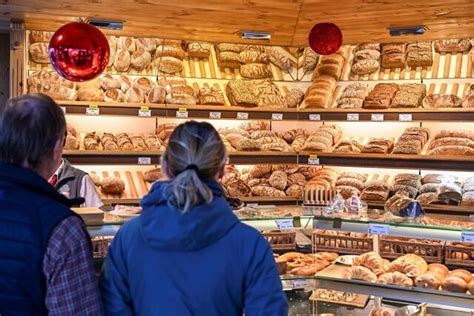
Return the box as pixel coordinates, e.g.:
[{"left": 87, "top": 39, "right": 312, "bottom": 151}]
[{"left": 161, "top": 121, "right": 227, "bottom": 212}]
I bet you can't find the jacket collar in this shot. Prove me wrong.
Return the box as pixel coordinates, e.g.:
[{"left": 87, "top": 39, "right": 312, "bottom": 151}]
[{"left": 0, "top": 163, "right": 84, "bottom": 207}]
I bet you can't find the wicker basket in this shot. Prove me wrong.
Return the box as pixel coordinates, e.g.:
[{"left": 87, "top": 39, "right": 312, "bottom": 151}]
[
  {"left": 380, "top": 236, "right": 444, "bottom": 263},
  {"left": 91, "top": 236, "right": 113, "bottom": 258},
  {"left": 262, "top": 230, "right": 296, "bottom": 251},
  {"left": 445, "top": 241, "right": 474, "bottom": 267},
  {"left": 311, "top": 230, "right": 373, "bottom": 255}
]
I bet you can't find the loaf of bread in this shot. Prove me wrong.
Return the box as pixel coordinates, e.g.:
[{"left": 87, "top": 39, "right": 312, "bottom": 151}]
[
  {"left": 100, "top": 177, "right": 125, "bottom": 194},
  {"left": 355, "top": 43, "right": 381, "bottom": 52},
  {"left": 83, "top": 132, "right": 101, "bottom": 150},
  {"left": 251, "top": 185, "right": 286, "bottom": 197},
  {"left": 133, "top": 77, "right": 155, "bottom": 94},
  {"left": 423, "top": 94, "right": 462, "bottom": 108},
  {"left": 429, "top": 145, "right": 474, "bottom": 156},
  {"left": 101, "top": 133, "right": 119, "bottom": 151},
  {"left": 391, "top": 84, "right": 426, "bottom": 108},
  {"left": 118, "top": 36, "right": 136, "bottom": 53},
  {"left": 240, "top": 63, "right": 272, "bottom": 79},
  {"left": 114, "top": 49, "right": 131, "bottom": 72},
  {"left": 249, "top": 164, "right": 272, "bottom": 178},
  {"left": 77, "top": 88, "right": 104, "bottom": 102},
  {"left": 269, "top": 171, "right": 288, "bottom": 190},
  {"left": 158, "top": 76, "right": 187, "bottom": 89},
  {"left": 434, "top": 39, "right": 472, "bottom": 53},
  {"left": 217, "top": 51, "right": 241, "bottom": 68},
  {"left": 29, "top": 31, "right": 53, "bottom": 44},
  {"left": 239, "top": 50, "right": 268, "bottom": 64},
  {"left": 364, "top": 83, "right": 399, "bottom": 109},
  {"left": 187, "top": 42, "right": 212, "bottom": 58},
  {"left": 135, "top": 38, "right": 156, "bottom": 53},
  {"left": 226, "top": 80, "right": 259, "bottom": 107},
  {"left": 147, "top": 86, "right": 166, "bottom": 103},
  {"left": 302, "top": 47, "right": 319, "bottom": 74},
  {"left": 217, "top": 43, "right": 246, "bottom": 53},
  {"left": 29, "top": 42, "right": 49, "bottom": 63},
  {"left": 441, "top": 276, "right": 468, "bottom": 293},
  {"left": 64, "top": 134, "right": 80, "bottom": 150},
  {"left": 107, "top": 36, "right": 117, "bottom": 67},
  {"left": 284, "top": 88, "right": 304, "bottom": 108},
  {"left": 154, "top": 57, "right": 183, "bottom": 74},
  {"left": 119, "top": 74, "right": 132, "bottom": 92},
  {"left": 351, "top": 59, "right": 379, "bottom": 75},
  {"left": 314, "top": 63, "right": 343, "bottom": 80},
  {"left": 103, "top": 89, "right": 125, "bottom": 103},
  {"left": 125, "top": 87, "right": 145, "bottom": 103},
  {"left": 131, "top": 49, "right": 152, "bottom": 71},
  {"left": 155, "top": 45, "right": 186, "bottom": 60},
  {"left": 39, "top": 84, "right": 77, "bottom": 101},
  {"left": 265, "top": 46, "right": 291, "bottom": 71},
  {"left": 100, "top": 74, "right": 121, "bottom": 90},
  {"left": 434, "top": 130, "right": 474, "bottom": 141}
]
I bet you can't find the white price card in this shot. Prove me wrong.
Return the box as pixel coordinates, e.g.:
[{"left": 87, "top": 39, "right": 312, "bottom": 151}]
[
  {"left": 176, "top": 108, "right": 188, "bottom": 118},
  {"left": 399, "top": 114, "right": 413, "bottom": 121},
  {"left": 276, "top": 219, "right": 294, "bottom": 230},
  {"left": 209, "top": 111, "right": 222, "bottom": 119},
  {"left": 60, "top": 106, "right": 66, "bottom": 114},
  {"left": 291, "top": 279, "right": 309, "bottom": 289},
  {"left": 138, "top": 157, "right": 151, "bottom": 165},
  {"left": 461, "top": 231, "right": 474, "bottom": 242},
  {"left": 86, "top": 104, "right": 99, "bottom": 116},
  {"left": 308, "top": 154, "right": 320, "bottom": 165},
  {"left": 368, "top": 223, "right": 390, "bottom": 235},
  {"left": 347, "top": 113, "right": 359, "bottom": 121},
  {"left": 138, "top": 106, "right": 151, "bottom": 117},
  {"left": 272, "top": 113, "right": 283, "bottom": 120},
  {"left": 247, "top": 203, "right": 259, "bottom": 208},
  {"left": 371, "top": 114, "right": 384, "bottom": 121},
  {"left": 469, "top": 215, "right": 474, "bottom": 220},
  {"left": 237, "top": 112, "right": 249, "bottom": 120},
  {"left": 309, "top": 114, "right": 321, "bottom": 121}
]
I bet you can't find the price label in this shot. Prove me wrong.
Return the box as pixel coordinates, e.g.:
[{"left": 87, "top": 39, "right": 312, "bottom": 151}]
[
  {"left": 309, "top": 114, "right": 321, "bottom": 121},
  {"left": 176, "top": 108, "right": 188, "bottom": 118},
  {"left": 138, "top": 106, "right": 151, "bottom": 117},
  {"left": 86, "top": 104, "right": 99, "bottom": 116},
  {"left": 399, "top": 114, "right": 413, "bottom": 121},
  {"left": 209, "top": 111, "right": 222, "bottom": 119},
  {"left": 60, "top": 106, "right": 66, "bottom": 114},
  {"left": 237, "top": 112, "right": 249, "bottom": 120},
  {"left": 276, "top": 219, "right": 294, "bottom": 230},
  {"left": 368, "top": 223, "right": 390, "bottom": 235},
  {"left": 308, "top": 154, "right": 320, "bottom": 165},
  {"left": 461, "top": 231, "right": 474, "bottom": 242},
  {"left": 347, "top": 113, "right": 359, "bottom": 121},
  {"left": 371, "top": 114, "right": 384, "bottom": 121},
  {"left": 272, "top": 113, "right": 283, "bottom": 121},
  {"left": 469, "top": 215, "right": 474, "bottom": 220},
  {"left": 247, "top": 203, "right": 259, "bottom": 208},
  {"left": 138, "top": 157, "right": 151, "bottom": 165},
  {"left": 291, "top": 279, "right": 309, "bottom": 289}
]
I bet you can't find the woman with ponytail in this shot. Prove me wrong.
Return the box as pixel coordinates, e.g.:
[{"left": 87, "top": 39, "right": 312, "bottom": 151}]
[{"left": 100, "top": 121, "right": 287, "bottom": 316}]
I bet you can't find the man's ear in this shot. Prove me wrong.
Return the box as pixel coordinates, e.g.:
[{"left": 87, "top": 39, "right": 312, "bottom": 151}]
[{"left": 52, "top": 138, "right": 64, "bottom": 162}]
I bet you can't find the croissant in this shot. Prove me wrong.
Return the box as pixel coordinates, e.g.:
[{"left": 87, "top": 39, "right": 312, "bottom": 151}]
[
  {"left": 378, "top": 272, "right": 413, "bottom": 288},
  {"left": 388, "top": 254, "right": 428, "bottom": 277},
  {"left": 344, "top": 266, "right": 377, "bottom": 282},
  {"left": 353, "top": 252, "right": 386, "bottom": 275},
  {"left": 415, "top": 271, "right": 444, "bottom": 289}
]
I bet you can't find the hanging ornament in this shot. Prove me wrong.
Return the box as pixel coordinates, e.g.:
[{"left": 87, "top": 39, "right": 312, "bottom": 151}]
[
  {"left": 308, "top": 23, "right": 343, "bottom": 55},
  {"left": 49, "top": 22, "right": 110, "bottom": 82}
]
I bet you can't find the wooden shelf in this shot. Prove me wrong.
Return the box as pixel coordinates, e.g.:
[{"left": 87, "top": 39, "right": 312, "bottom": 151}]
[{"left": 299, "top": 152, "right": 474, "bottom": 171}]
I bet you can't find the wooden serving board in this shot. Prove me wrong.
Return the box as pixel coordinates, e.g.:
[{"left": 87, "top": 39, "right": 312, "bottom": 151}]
[
  {"left": 91, "top": 170, "right": 153, "bottom": 203},
  {"left": 309, "top": 289, "right": 369, "bottom": 308},
  {"left": 71, "top": 207, "right": 104, "bottom": 223}
]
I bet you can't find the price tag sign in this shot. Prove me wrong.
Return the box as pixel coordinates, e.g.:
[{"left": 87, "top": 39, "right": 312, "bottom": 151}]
[
  {"left": 176, "top": 108, "right": 188, "bottom": 118},
  {"left": 309, "top": 114, "right": 321, "bottom": 121},
  {"left": 368, "top": 223, "right": 390, "bottom": 235},
  {"left": 308, "top": 154, "right": 320, "bottom": 165},
  {"left": 86, "top": 104, "right": 99, "bottom": 116},
  {"left": 461, "top": 231, "right": 474, "bottom": 242},
  {"left": 272, "top": 113, "right": 283, "bottom": 121},
  {"left": 399, "top": 114, "right": 413, "bottom": 121},
  {"left": 237, "top": 112, "right": 249, "bottom": 120},
  {"left": 371, "top": 114, "right": 384, "bottom": 121},
  {"left": 138, "top": 106, "right": 151, "bottom": 117},
  {"left": 247, "top": 203, "right": 259, "bottom": 208},
  {"left": 291, "top": 279, "right": 309, "bottom": 290},
  {"left": 138, "top": 157, "right": 151, "bottom": 165},
  {"left": 276, "top": 219, "right": 294, "bottom": 230},
  {"left": 60, "top": 106, "right": 66, "bottom": 114},
  {"left": 209, "top": 111, "right": 222, "bottom": 119},
  {"left": 347, "top": 113, "right": 359, "bottom": 121}
]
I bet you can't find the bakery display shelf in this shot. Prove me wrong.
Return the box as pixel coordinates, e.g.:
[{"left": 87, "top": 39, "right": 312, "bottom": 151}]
[
  {"left": 315, "top": 265, "right": 474, "bottom": 309},
  {"left": 60, "top": 101, "right": 167, "bottom": 117},
  {"left": 298, "top": 152, "right": 474, "bottom": 171},
  {"left": 313, "top": 215, "right": 472, "bottom": 242}
]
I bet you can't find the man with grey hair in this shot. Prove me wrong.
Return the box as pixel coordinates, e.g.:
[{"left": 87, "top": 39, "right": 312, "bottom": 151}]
[{"left": 0, "top": 94, "right": 103, "bottom": 315}]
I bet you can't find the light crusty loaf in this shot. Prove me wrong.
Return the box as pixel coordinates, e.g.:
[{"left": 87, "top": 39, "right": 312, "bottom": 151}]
[
  {"left": 240, "top": 63, "right": 272, "bottom": 79},
  {"left": 133, "top": 77, "right": 155, "bottom": 94},
  {"left": 239, "top": 51, "right": 269, "bottom": 64},
  {"left": 265, "top": 46, "right": 291, "bottom": 71},
  {"left": 125, "top": 87, "right": 145, "bottom": 103},
  {"left": 64, "top": 135, "right": 80, "bottom": 150},
  {"left": 100, "top": 177, "right": 125, "bottom": 194},
  {"left": 423, "top": 94, "right": 462, "bottom": 108},
  {"left": 251, "top": 185, "right": 286, "bottom": 197},
  {"left": 107, "top": 36, "right": 117, "bottom": 67},
  {"left": 226, "top": 80, "right": 259, "bottom": 107},
  {"left": 83, "top": 132, "right": 101, "bottom": 150},
  {"left": 114, "top": 49, "right": 131, "bottom": 72},
  {"left": 143, "top": 168, "right": 162, "bottom": 183},
  {"left": 217, "top": 51, "right": 241, "bottom": 68},
  {"left": 29, "top": 42, "right": 49, "bottom": 63},
  {"left": 118, "top": 36, "right": 136, "bottom": 53},
  {"left": 39, "top": 84, "right": 77, "bottom": 101},
  {"left": 199, "top": 86, "right": 225, "bottom": 105},
  {"left": 351, "top": 59, "right": 379, "bottom": 75},
  {"left": 269, "top": 171, "right": 288, "bottom": 190},
  {"left": 135, "top": 38, "right": 156, "bottom": 52},
  {"left": 131, "top": 49, "right": 152, "bottom": 71},
  {"left": 29, "top": 31, "right": 53, "bottom": 44},
  {"left": 154, "top": 57, "right": 183, "bottom": 74},
  {"left": 434, "top": 39, "right": 472, "bottom": 53},
  {"left": 354, "top": 49, "right": 381, "bottom": 62},
  {"left": 254, "top": 80, "right": 286, "bottom": 107},
  {"left": 236, "top": 139, "right": 261, "bottom": 151},
  {"left": 434, "top": 130, "right": 474, "bottom": 141},
  {"left": 155, "top": 45, "right": 186, "bottom": 60},
  {"left": 287, "top": 173, "right": 306, "bottom": 186},
  {"left": 249, "top": 165, "right": 272, "bottom": 178},
  {"left": 119, "top": 74, "right": 132, "bottom": 93},
  {"left": 314, "top": 63, "right": 343, "bottom": 80},
  {"left": 147, "top": 86, "right": 166, "bottom": 103},
  {"left": 217, "top": 43, "right": 246, "bottom": 53},
  {"left": 286, "top": 184, "right": 304, "bottom": 198},
  {"left": 430, "top": 145, "right": 474, "bottom": 156},
  {"left": 100, "top": 74, "right": 121, "bottom": 90},
  {"left": 77, "top": 88, "right": 104, "bottom": 102},
  {"left": 187, "top": 42, "right": 212, "bottom": 58}
]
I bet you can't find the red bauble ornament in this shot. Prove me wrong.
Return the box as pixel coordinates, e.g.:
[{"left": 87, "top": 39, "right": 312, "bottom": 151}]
[
  {"left": 308, "top": 23, "right": 343, "bottom": 55},
  {"left": 49, "top": 22, "right": 109, "bottom": 82}
]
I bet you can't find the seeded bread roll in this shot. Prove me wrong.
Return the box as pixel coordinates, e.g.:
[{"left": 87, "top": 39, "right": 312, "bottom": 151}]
[
  {"left": 187, "top": 42, "right": 212, "bottom": 58},
  {"left": 100, "top": 177, "right": 125, "bottom": 194}
]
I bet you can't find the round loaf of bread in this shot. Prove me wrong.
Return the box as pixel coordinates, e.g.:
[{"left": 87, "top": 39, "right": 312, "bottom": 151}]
[
  {"left": 143, "top": 168, "right": 162, "bottom": 183},
  {"left": 335, "top": 178, "right": 365, "bottom": 191},
  {"left": 100, "top": 177, "right": 125, "bottom": 194}
]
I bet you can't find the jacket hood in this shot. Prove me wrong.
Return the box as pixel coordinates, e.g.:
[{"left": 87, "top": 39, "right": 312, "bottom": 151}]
[
  {"left": 0, "top": 163, "right": 84, "bottom": 207},
  {"left": 139, "top": 178, "right": 239, "bottom": 251}
]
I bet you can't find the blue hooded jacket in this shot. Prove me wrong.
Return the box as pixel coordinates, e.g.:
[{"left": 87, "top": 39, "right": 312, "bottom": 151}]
[{"left": 100, "top": 178, "right": 288, "bottom": 316}]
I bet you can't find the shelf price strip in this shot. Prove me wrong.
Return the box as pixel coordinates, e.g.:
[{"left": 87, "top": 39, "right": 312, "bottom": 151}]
[
  {"left": 275, "top": 219, "right": 294, "bottom": 230},
  {"left": 399, "top": 114, "right": 413, "bottom": 121},
  {"left": 138, "top": 157, "right": 152, "bottom": 165},
  {"left": 461, "top": 231, "right": 474, "bottom": 242},
  {"left": 347, "top": 113, "right": 359, "bottom": 121},
  {"left": 290, "top": 279, "right": 309, "bottom": 290},
  {"left": 368, "top": 223, "right": 390, "bottom": 235},
  {"left": 272, "top": 113, "right": 283, "bottom": 121},
  {"left": 86, "top": 104, "right": 100, "bottom": 116}
]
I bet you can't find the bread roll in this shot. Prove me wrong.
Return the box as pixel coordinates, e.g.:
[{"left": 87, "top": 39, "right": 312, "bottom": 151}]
[
  {"left": 100, "top": 74, "right": 121, "bottom": 90},
  {"left": 154, "top": 57, "right": 183, "bottom": 74},
  {"left": 104, "top": 89, "right": 125, "bottom": 102},
  {"left": 133, "top": 77, "right": 155, "bottom": 94},
  {"left": 450, "top": 269, "right": 472, "bottom": 283},
  {"left": 29, "top": 42, "right": 49, "bottom": 63},
  {"left": 125, "top": 87, "right": 145, "bottom": 103},
  {"left": 442, "top": 276, "right": 468, "bottom": 293},
  {"left": 131, "top": 49, "right": 152, "bottom": 71},
  {"left": 100, "top": 177, "right": 125, "bottom": 194},
  {"left": 107, "top": 36, "right": 117, "bottom": 67},
  {"left": 415, "top": 271, "right": 443, "bottom": 289},
  {"left": 135, "top": 37, "right": 156, "bottom": 52},
  {"left": 147, "top": 86, "right": 166, "bottom": 104},
  {"left": 118, "top": 36, "right": 136, "bottom": 53},
  {"left": 114, "top": 49, "right": 131, "bottom": 72}
]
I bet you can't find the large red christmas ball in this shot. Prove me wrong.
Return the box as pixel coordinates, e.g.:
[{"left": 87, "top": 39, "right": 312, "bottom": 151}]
[
  {"left": 49, "top": 22, "right": 109, "bottom": 81},
  {"left": 308, "top": 23, "right": 343, "bottom": 55}
]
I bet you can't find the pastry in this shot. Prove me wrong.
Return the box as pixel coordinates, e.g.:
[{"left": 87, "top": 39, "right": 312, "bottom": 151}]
[
  {"left": 353, "top": 252, "right": 386, "bottom": 275},
  {"left": 378, "top": 272, "right": 413, "bottom": 287},
  {"left": 187, "top": 42, "right": 212, "bottom": 58},
  {"left": 344, "top": 266, "right": 378, "bottom": 282},
  {"left": 388, "top": 254, "right": 428, "bottom": 277},
  {"left": 100, "top": 177, "right": 125, "bottom": 194}
]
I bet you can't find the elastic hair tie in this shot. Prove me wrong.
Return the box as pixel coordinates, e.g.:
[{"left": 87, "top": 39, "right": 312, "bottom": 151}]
[{"left": 184, "top": 164, "right": 199, "bottom": 173}]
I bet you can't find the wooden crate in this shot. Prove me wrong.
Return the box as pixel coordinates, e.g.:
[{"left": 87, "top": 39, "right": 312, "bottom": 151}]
[
  {"left": 312, "top": 230, "right": 373, "bottom": 255},
  {"left": 445, "top": 241, "right": 474, "bottom": 267},
  {"left": 262, "top": 230, "right": 296, "bottom": 251},
  {"left": 380, "top": 236, "right": 444, "bottom": 263}
]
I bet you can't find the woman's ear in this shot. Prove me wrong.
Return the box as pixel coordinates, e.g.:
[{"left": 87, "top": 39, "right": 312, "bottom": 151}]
[{"left": 217, "top": 163, "right": 226, "bottom": 180}]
